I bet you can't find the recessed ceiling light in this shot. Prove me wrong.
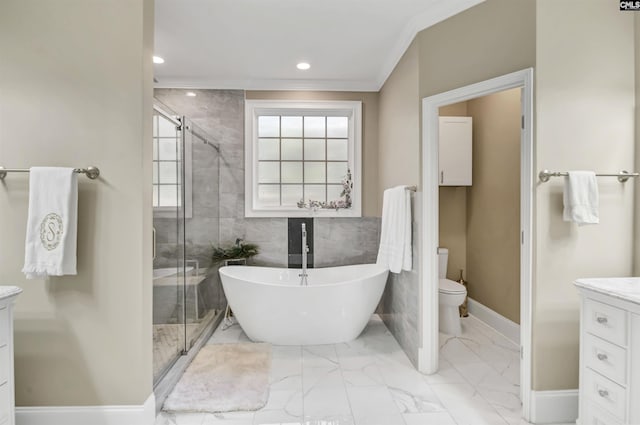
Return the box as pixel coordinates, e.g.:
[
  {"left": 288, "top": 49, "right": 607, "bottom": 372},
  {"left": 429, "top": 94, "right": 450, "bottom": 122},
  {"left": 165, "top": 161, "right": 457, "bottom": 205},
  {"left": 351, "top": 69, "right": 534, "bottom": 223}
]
[
  {"left": 296, "top": 62, "right": 311, "bottom": 70},
  {"left": 186, "top": 92, "right": 197, "bottom": 97},
  {"left": 153, "top": 56, "right": 165, "bottom": 64}
]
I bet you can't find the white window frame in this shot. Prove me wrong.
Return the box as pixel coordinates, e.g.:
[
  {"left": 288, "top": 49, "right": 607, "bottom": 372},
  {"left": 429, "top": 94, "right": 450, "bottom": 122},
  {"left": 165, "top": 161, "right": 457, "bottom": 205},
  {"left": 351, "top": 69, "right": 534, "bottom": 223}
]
[{"left": 244, "top": 100, "right": 362, "bottom": 218}]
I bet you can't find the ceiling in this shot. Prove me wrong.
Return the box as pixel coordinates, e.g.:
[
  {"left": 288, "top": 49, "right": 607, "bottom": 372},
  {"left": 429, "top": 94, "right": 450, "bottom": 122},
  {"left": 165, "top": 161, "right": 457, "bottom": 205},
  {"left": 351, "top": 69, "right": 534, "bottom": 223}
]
[{"left": 154, "top": 0, "right": 484, "bottom": 91}]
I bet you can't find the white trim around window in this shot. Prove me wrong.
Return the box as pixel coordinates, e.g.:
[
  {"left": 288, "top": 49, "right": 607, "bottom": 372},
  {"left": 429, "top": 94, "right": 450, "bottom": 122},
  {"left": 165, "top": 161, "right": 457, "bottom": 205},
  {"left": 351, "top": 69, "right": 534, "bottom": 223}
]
[{"left": 244, "top": 99, "right": 362, "bottom": 218}]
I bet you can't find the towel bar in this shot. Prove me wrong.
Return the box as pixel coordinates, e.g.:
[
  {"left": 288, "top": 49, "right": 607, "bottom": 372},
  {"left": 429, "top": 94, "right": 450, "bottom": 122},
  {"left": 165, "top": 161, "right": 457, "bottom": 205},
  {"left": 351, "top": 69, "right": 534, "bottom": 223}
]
[
  {"left": 538, "top": 170, "right": 639, "bottom": 183},
  {"left": 0, "top": 166, "right": 100, "bottom": 180}
]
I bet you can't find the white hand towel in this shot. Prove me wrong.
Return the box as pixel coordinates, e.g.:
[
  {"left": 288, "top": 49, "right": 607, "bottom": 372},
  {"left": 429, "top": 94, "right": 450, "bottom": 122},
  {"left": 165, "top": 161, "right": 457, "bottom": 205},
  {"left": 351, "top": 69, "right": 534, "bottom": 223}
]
[
  {"left": 22, "top": 167, "right": 78, "bottom": 279},
  {"left": 563, "top": 171, "right": 599, "bottom": 226},
  {"left": 377, "top": 185, "right": 412, "bottom": 274}
]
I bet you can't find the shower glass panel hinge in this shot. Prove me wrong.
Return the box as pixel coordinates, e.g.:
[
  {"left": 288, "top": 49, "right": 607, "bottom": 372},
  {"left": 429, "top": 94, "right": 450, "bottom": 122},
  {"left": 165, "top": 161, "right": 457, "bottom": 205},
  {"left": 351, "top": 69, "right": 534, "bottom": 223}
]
[
  {"left": 520, "top": 346, "right": 523, "bottom": 359},
  {"left": 521, "top": 231, "right": 524, "bottom": 245}
]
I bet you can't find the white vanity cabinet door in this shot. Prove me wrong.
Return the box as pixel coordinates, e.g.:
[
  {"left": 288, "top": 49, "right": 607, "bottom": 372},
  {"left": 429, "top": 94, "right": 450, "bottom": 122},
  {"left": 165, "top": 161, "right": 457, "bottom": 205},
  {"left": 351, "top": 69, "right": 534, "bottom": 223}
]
[
  {"left": 438, "top": 116, "right": 472, "bottom": 186},
  {"left": 630, "top": 313, "right": 640, "bottom": 425}
]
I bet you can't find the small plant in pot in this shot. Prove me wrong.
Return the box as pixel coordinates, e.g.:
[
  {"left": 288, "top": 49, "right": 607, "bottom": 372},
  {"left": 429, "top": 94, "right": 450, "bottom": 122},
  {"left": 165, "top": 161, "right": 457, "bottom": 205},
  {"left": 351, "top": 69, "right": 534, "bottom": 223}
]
[{"left": 211, "top": 238, "right": 259, "bottom": 266}]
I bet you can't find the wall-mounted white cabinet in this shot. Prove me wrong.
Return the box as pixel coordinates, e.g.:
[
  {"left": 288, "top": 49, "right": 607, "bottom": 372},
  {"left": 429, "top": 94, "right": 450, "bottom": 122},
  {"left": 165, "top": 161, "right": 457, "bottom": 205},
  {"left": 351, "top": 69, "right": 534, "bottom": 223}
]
[{"left": 438, "top": 116, "right": 472, "bottom": 186}]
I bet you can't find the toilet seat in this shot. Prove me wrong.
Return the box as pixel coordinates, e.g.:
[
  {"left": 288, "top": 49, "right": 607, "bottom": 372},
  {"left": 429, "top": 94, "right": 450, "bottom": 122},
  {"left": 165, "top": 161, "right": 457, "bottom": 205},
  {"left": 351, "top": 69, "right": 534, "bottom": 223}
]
[{"left": 439, "top": 278, "right": 466, "bottom": 295}]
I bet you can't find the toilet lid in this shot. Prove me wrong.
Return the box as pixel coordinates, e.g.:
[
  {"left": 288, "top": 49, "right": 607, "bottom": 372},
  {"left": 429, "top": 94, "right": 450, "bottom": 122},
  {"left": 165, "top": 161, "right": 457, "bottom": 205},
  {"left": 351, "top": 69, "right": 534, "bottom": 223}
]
[{"left": 439, "top": 279, "right": 466, "bottom": 294}]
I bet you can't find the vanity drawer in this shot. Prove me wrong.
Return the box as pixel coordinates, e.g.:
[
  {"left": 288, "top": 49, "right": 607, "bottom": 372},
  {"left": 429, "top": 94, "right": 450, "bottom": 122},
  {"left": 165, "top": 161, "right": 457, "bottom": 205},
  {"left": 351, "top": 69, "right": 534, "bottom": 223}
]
[
  {"left": 584, "top": 333, "right": 627, "bottom": 385},
  {"left": 583, "top": 404, "right": 624, "bottom": 425},
  {"left": 584, "top": 299, "right": 627, "bottom": 347},
  {"left": 584, "top": 369, "right": 626, "bottom": 421}
]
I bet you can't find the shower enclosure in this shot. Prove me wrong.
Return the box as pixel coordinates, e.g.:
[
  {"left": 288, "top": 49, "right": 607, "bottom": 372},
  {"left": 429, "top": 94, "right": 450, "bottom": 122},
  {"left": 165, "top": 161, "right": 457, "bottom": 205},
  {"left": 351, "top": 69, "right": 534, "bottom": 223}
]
[{"left": 152, "top": 103, "right": 223, "bottom": 385}]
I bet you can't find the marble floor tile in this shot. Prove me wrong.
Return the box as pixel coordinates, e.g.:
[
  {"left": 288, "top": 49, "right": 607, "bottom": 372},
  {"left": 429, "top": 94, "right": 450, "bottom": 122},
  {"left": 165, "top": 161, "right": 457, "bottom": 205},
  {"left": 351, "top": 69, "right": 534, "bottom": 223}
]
[
  {"left": 262, "top": 389, "right": 304, "bottom": 416},
  {"left": 303, "top": 387, "right": 352, "bottom": 419},
  {"left": 159, "top": 314, "right": 533, "bottom": 425},
  {"left": 429, "top": 383, "right": 509, "bottom": 425},
  {"left": 403, "top": 412, "right": 457, "bottom": 425},
  {"left": 346, "top": 386, "right": 404, "bottom": 425},
  {"left": 253, "top": 409, "right": 304, "bottom": 425},
  {"left": 202, "top": 412, "right": 255, "bottom": 425}
]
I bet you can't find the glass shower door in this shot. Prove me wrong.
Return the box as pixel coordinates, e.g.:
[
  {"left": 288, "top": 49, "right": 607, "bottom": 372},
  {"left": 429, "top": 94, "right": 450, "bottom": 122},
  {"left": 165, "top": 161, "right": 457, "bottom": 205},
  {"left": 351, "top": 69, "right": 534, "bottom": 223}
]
[{"left": 152, "top": 106, "right": 186, "bottom": 384}]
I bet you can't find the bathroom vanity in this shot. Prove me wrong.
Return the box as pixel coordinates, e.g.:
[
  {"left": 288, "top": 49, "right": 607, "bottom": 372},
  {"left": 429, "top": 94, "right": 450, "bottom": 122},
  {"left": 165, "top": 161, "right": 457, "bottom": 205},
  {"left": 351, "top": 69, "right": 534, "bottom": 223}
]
[
  {"left": 574, "top": 278, "right": 640, "bottom": 425},
  {"left": 0, "top": 286, "right": 21, "bottom": 425}
]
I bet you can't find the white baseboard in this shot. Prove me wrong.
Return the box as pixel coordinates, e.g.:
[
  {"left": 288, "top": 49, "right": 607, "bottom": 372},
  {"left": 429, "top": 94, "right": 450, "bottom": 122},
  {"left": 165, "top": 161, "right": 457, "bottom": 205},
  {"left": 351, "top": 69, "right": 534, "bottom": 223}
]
[
  {"left": 467, "top": 298, "right": 520, "bottom": 344},
  {"left": 530, "top": 390, "right": 579, "bottom": 424},
  {"left": 16, "top": 393, "right": 155, "bottom": 425}
]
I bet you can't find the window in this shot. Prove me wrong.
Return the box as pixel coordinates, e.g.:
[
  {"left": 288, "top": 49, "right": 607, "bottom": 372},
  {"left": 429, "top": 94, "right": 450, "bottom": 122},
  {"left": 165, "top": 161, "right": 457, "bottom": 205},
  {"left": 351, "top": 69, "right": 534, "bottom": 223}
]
[
  {"left": 245, "top": 100, "right": 362, "bottom": 217},
  {"left": 152, "top": 108, "right": 192, "bottom": 217}
]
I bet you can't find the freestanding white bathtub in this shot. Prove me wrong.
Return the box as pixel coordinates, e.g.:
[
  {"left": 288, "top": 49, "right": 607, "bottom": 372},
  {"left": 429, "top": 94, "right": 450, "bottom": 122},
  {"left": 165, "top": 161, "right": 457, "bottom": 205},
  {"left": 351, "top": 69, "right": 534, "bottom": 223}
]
[{"left": 218, "top": 264, "right": 389, "bottom": 345}]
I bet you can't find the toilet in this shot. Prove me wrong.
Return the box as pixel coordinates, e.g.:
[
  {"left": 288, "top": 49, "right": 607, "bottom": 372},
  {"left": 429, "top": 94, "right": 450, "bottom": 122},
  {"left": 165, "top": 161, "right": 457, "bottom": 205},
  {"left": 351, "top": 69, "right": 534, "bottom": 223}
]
[{"left": 437, "top": 248, "right": 467, "bottom": 336}]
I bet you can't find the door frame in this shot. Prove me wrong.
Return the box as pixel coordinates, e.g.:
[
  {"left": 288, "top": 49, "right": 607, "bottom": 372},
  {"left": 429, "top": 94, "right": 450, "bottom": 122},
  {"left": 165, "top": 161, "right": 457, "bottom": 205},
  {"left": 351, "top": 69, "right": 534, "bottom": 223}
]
[{"left": 418, "top": 68, "right": 534, "bottom": 420}]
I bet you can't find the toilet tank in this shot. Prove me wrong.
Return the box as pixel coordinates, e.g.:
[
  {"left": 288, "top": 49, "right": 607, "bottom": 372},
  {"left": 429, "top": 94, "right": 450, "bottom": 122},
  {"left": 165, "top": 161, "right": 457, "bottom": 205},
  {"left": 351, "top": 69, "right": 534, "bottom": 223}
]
[{"left": 437, "top": 247, "right": 448, "bottom": 279}]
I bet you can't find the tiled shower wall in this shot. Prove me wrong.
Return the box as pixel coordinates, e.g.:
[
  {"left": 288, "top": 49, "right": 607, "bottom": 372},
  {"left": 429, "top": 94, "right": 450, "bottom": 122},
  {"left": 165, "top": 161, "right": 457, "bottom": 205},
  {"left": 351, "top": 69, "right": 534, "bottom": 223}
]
[
  {"left": 377, "top": 192, "right": 421, "bottom": 366},
  {"left": 153, "top": 89, "right": 380, "bottom": 268}
]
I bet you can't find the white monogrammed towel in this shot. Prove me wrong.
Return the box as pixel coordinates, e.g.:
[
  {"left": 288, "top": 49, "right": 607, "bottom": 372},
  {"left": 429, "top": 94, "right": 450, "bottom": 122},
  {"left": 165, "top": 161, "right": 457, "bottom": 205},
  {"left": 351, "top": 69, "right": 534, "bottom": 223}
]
[{"left": 22, "top": 167, "right": 78, "bottom": 279}]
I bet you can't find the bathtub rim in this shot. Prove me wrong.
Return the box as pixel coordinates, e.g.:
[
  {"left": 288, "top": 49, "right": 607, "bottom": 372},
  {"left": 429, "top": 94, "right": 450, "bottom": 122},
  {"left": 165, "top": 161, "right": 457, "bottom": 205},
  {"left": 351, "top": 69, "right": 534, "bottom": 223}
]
[{"left": 219, "top": 263, "right": 389, "bottom": 288}]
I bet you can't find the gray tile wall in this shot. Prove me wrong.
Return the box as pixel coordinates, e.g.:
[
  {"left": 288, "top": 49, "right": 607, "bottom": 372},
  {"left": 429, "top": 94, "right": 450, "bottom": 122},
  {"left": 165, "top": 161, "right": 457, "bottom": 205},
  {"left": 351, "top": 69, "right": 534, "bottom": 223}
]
[
  {"left": 154, "top": 89, "right": 380, "bottom": 270},
  {"left": 377, "top": 191, "right": 421, "bottom": 367}
]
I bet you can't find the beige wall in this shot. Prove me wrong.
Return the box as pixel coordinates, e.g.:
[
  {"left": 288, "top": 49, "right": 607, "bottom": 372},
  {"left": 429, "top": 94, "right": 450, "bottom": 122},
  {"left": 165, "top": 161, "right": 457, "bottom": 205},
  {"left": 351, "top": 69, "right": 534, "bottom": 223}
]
[
  {"left": 378, "top": 40, "right": 420, "bottom": 204},
  {"left": 245, "top": 91, "right": 380, "bottom": 217},
  {"left": 534, "top": 0, "right": 636, "bottom": 390},
  {"left": 466, "top": 88, "right": 521, "bottom": 324},
  {"left": 438, "top": 102, "right": 469, "bottom": 281},
  {"left": 634, "top": 14, "right": 640, "bottom": 274},
  {"left": 417, "top": 0, "right": 536, "bottom": 100},
  {"left": 0, "top": 0, "right": 154, "bottom": 406}
]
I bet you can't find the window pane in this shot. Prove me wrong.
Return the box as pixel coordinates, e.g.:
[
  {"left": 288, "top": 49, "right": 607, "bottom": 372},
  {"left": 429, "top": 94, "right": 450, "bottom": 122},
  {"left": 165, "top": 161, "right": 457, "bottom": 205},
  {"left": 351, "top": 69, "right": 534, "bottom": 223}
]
[
  {"left": 259, "top": 138, "right": 279, "bottom": 160},
  {"left": 282, "top": 162, "right": 303, "bottom": 183},
  {"left": 153, "top": 140, "right": 158, "bottom": 160},
  {"left": 159, "top": 162, "right": 178, "bottom": 184},
  {"left": 304, "top": 162, "right": 326, "bottom": 184},
  {"left": 304, "top": 116, "right": 325, "bottom": 137},
  {"left": 158, "top": 116, "right": 177, "bottom": 137},
  {"left": 281, "top": 185, "right": 303, "bottom": 206},
  {"left": 327, "top": 116, "right": 349, "bottom": 138},
  {"left": 258, "top": 116, "right": 280, "bottom": 137},
  {"left": 304, "top": 185, "right": 326, "bottom": 203},
  {"left": 304, "top": 139, "right": 325, "bottom": 160},
  {"left": 153, "top": 163, "right": 158, "bottom": 184},
  {"left": 258, "top": 162, "right": 280, "bottom": 183},
  {"left": 159, "top": 185, "right": 178, "bottom": 207},
  {"left": 258, "top": 185, "right": 280, "bottom": 206},
  {"left": 159, "top": 139, "right": 178, "bottom": 161},
  {"left": 281, "top": 116, "right": 302, "bottom": 137},
  {"left": 153, "top": 186, "right": 158, "bottom": 207},
  {"left": 281, "top": 139, "right": 302, "bottom": 160},
  {"left": 153, "top": 115, "right": 159, "bottom": 135},
  {"left": 327, "top": 162, "right": 348, "bottom": 183},
  {"left": 327, "top": 184, "right": 344, "bottom": 201},
  {"left": 327, "top": 139, "right": 348, "bottom": 161}
]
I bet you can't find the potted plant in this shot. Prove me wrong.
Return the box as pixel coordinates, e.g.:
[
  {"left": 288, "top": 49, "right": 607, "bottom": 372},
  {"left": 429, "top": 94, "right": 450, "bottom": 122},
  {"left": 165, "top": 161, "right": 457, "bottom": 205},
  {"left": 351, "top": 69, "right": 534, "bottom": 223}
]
[{"left": 211, "top": 238, "right": 259, "bottom": 266}]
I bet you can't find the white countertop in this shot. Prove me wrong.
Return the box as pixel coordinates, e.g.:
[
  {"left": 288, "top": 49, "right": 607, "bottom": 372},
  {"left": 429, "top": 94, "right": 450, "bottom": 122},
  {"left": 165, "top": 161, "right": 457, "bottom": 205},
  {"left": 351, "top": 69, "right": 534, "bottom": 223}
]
[
  {"left": 574, "top": 277, "right": 640, "bottom": 305},
  {"left": 0, "top": 286, "right": 22, "bottom": 301}
]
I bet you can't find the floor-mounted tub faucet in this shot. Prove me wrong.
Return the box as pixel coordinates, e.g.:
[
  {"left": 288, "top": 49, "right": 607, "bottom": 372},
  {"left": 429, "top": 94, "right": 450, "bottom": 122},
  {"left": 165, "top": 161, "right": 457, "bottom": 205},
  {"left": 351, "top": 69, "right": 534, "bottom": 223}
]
[{"left": 299, "top": 223, "right": 309, "bottom": 286}]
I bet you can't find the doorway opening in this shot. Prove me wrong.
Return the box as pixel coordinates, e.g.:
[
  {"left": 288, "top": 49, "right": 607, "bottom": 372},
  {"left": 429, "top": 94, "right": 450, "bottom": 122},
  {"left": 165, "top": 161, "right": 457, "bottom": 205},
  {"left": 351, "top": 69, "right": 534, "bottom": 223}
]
[{"left": 419, "top": 69, "right": 534, "bottom": 421}]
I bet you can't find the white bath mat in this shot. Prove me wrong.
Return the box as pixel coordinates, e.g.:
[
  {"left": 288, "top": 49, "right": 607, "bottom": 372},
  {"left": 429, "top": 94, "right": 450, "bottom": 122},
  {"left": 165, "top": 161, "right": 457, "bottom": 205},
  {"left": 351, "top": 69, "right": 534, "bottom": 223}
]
[{"left": 163, "top": 342, "right": 271, "bottom": 413}]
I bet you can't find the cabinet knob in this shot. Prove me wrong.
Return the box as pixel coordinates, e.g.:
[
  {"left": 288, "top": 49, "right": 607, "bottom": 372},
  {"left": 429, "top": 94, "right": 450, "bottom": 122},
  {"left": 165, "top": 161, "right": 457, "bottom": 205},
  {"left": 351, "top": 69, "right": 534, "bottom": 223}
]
[
  {"left": 598, "top": 389, "right": 609, "bottom": 398},
  {"left": 596, "top": 353, "right": 608, "bottom": 361},
  {"left": 440, "top": 171, "right": 444, "bottom": 184},
  {"left": 596, "top": 316, "right": 608, "bottom": 324}
]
